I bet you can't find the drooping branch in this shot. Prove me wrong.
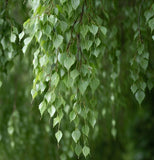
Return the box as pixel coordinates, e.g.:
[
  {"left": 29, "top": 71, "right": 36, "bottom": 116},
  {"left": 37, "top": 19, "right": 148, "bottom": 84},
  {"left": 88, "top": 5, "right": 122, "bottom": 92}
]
[
  {"left": 66, "top": 16, "right": 79, "bottom": 52},
  {"left": 138, "top": 0, "right": 144, "bottom": 42},
  {"left": 66, "top": 1, "right": 85, "bottom": 52}
]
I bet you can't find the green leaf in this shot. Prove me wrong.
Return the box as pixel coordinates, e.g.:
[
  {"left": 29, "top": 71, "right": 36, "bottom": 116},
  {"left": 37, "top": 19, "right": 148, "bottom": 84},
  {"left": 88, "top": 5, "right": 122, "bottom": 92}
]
[
  {"left": 58, "top": 53, "right": 66, "bottom": 65},
  {"left": 8, "top": 126, "right": 14, "bottom": 135},
  {"left": 58, "top": 109, "right": 64, "bottom": 120},
  {"left": 19, "top": 31, "right": 24, "bottom": 41},
  {"left": 60, "top": 154, "right": 67, "bottom": 160},
  {"left": 53, "top": 116, "right": 60, "bottom": 127},
  {"left": 48, "top": 105, "right": 56, "bottom": 117},
  {"left": 60, "top": 0, "right": 66, "bottom": 4},
  {"left": 60, "top": 21, "right": 68, "bottom": 33},
  {"left": 131, "top": 71, "right": 139, "bottom": 81},
  {"left": 80, "top": 25, "right": 89, "bottom": 38},
  {"left": 142, "top": 52, "right": 149, "bottom": 59},
  {"left": 111, "top": 127, "right": 117, "bottom": 138},
  {"left": 73, "top": 103, "right": 81, "bottom": 114},
  {"left": 74, "top": 117, "right": 80, "bottom": 127},
  {"left": 48, "top": 15, "right": 57, "bottom": 25},
  {"left": 140, "top": 81, "right": 146, "bottom": 91},
  {"left": 137, "top": 44, "right": 144, "bottom": 55},
  {"left": 12, "top": 27, "right": 18, "bottom": 34},
  {"left": 64, "top": 55, "right": 75, "bottom": 70},
  {"left": 147, "top": 80, "right": 153, "bottom": 90},
  {"left": 140, "top": 59, "right": 148, "bottom": 70},
  {"left": 45, "top": 92, "right": 51, "bottom": 103},
  {"left": 82, "top": 146, "right": 90, "bottom": 157},
  {"left": 81, "top": 65, "right": 91, "bottom": 77},
  {"left": 39, "top": 82, "right": 46, "bottom": 93},
  {"left": 10, "top": 33, "right": 16, "bottom": 43},
  {"left": 0, "top": 81, "right": 2, "bottom": 88},
  {"left": 90, "top": 78, "right": 100, "bottom": 94},
  {"left": 55, "top": 130, "right": 63, "bottom": 143},
  {"left": 71, "top": 0, "right": 80, "bottom": 10},
  {"left": 89, "top": 25, "right": 98, "bottom": 36},
  {"left": 69, "top": 110, "right": 76, "bottom": 122},
  {"left": 53, "top": 35, "right": 63, "bottom": 49},
  {"left": 31, "top": 89, "right": 37, "bottom": 99},
  {"left": 22, "top": 45, "right": 27, "bottom": 54},
  {"left": 89, "top": 116, "right": 96, "bottom": 128},
  {"left": 95, "top": 38, "right": 101, "bottom": 47},
  {"left": 39, "top": 55, "right": 48, "bottom": 67},
  {"left": 45, "top": 24, "right": 52, "bottom": 35},
  {"left": 45, "top": 92, "right": 56, "bottom": 103},
  {"left": 131, "top": 83, "right": 137, "bottom": 94},
  {"left": 70, "top": 69, "right": 79, "bottom": 80},
  {"left": 72, "top": 129, "right": 81, "bottom": 143},
  {"left": 51, "top": 72, "right": 60, "bottom": 88},
  {"left": 82, "top": 125, "right": 89, "bottom": 137},
  {"left": 100, "top": 26, "right": 107, "bottom": 35},
  {"left": 75, "top": 144, "right": 82, "bottom": 157},
  {"left": 148, "top": 18, "right": 154, "bottom": 31},
  {"left": 24, "top": 37, "right": 32, "bottom": 46},
  {"left": 36, "top": 31, "right": 42, "bottom": 42},
  {"left": 85, "top": 40, "right": 93, "bottom": 51},
  {"left": 39, "top": 101, "right": 47, "bottom": 116},
  {"left": 33, "top": 58, "right": 38, "bottom": 69},
  {"left": 79, "top": 79, "right": 89, "bottom": 95},
  {"left": 63, "top": 76, "right": 73, "bottom": 88},
  {"left": 135, "top": 89, "right": 145, "bottom": 104},
  {"left": 80, "top": 107, "right": 89, "bottom": 119},
  {"left": 144, "top": 10, "right": 154, "bottom": 22},
  {"left": 93, "top": 49, "right": 100, "bottom": 57},
  {"left": 112, "top": 119, "right": 116, "bottom": 126}
]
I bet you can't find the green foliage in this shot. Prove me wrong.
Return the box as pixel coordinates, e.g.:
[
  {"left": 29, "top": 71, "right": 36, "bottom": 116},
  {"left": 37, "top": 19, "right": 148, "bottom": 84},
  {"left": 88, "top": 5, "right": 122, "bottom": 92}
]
[
  {"left": 55, "top": 130, "right": 63, "bottom": 143},
  {"left": 82, "top": 146, "right": 90, "bottom": 157},
  {"left": 0, "top": 0, "right": 154, "bottom": 160}
]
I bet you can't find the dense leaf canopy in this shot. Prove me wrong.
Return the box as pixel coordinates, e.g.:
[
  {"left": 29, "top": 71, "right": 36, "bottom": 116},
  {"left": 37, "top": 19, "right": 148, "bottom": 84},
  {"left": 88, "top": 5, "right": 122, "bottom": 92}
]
[{"left": 0, "top": 0, "right": 154, "bottom": 160}]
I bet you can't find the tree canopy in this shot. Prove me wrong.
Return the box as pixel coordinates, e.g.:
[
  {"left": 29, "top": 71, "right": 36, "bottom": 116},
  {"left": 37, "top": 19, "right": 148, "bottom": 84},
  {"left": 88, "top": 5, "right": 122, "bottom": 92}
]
[{"left": 0, "top": 0, "right": 154, "bottom": 160}]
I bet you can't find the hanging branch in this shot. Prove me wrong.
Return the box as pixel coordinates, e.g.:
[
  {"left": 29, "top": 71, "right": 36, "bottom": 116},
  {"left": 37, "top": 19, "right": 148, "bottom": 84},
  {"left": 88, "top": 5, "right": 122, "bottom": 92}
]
[
  {"left": 77, "top": 34, "right": 86, "bottom": 68},
  {"left": 138, "top": 0, "right": 144, "bottom": 43},
  {"left": 79, "top": 1, "right": 85, "bottom": 24},
  {"left": 67, "top": 1, "right": 85, "bottom": 52},
  {"left": 66, "top": 16, "right": 79, "bottom": 52}
]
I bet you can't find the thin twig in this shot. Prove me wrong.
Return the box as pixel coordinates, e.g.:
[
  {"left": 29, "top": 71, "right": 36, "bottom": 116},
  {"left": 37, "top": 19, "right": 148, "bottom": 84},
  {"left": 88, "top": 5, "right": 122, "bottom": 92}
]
[
  {"left": 77, "top": 34, "right": 86, "bottom": 68},
  {"left": 79, "top": 2, "right": 85, "bottom": 24},
  {"left": 66, "top": 16, "right": 79, "bottom": 52},
  {"left": 67, "top": 1, "right": 85, "bottom": 52},
  {"left": 138, "top": 0, "right": 144, "bottom": 43}
]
